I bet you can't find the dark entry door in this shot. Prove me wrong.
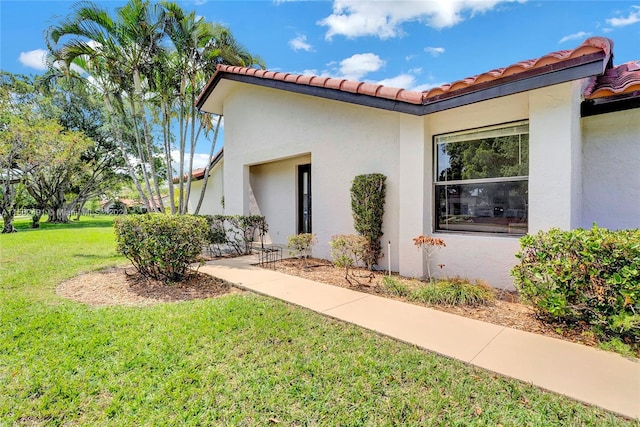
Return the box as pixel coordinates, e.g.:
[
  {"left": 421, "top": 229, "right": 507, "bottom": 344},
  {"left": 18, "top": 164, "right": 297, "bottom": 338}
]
[{"left": 298, "top": 164, "right": 311, "bottom": 233}]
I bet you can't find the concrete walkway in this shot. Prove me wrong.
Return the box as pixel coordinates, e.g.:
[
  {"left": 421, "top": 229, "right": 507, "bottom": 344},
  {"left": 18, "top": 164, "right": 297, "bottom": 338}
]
[{"left": 200, "top": 256, "right": 640, "bottom": 420}]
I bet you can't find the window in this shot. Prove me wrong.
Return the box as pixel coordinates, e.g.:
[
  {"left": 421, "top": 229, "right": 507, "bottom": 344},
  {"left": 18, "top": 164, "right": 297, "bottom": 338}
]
[{"left": 434, "top": 121, "right": 529, "bottom": 235}]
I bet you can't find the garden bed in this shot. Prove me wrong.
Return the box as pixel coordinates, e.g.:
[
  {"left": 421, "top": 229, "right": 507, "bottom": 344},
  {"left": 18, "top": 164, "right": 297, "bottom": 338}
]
[
  {"left": 267, "top": 257, "right": 611, "bottom": 351},
  {"left": 57, "top": 267, "right": 239, "bottom": 307}
]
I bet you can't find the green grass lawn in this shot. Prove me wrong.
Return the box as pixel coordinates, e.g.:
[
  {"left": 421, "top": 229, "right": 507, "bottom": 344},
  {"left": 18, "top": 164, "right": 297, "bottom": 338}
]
[{"left": 0, "top": 216, "right": 636, "bottom": 425}]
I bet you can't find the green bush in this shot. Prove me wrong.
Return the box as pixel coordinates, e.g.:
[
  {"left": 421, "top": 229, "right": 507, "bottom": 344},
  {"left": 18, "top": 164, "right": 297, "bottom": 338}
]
[
  {"left": 114, "top": 214, "right": 208, "bottom": 282},
  {"left": 410, "top": 278, "right": 495, "bottom": 306},
  {"left": 199, "top": 214, "right": 267, "bottom": 256},
  {"left": 329, "top": 234, "right": 369, "bottom": 283},
  {"left": 287, "top": 233, "right": 316, "bottom": 262},
  {"left": 351, "top": 173, "right": 386, "bottom": 270},
  {"left": 223, "top": 215, "right": 267, "bottom": 255},
  {"left": 511, "top": 225, "right": 640, "bottom": 344}
]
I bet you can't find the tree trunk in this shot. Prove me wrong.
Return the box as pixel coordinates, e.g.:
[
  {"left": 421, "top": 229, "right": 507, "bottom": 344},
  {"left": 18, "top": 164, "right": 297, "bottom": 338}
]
[
  {"left": 2, "top": 211, "right": 17, "bottom": 233},
  {"left": 104, "top": 92, "right": 151, "bottom": 212},
  {"left": 128, "top": 96, "right": 157, "bottom": 212},
  {"left": 195, "top": 115, "right": 222, "bottom": 215},
  {"left": 163, "top": 103, "right": 176, "bottom": 214},
  {"left": 47, "top": 189, "right": 69, "bottom": 223}
]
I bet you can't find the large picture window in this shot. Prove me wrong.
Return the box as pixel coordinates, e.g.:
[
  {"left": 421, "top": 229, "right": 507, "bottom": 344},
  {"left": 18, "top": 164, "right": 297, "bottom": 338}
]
[{"left": 434, "top": 121, "right": 529, "bottom": 235}]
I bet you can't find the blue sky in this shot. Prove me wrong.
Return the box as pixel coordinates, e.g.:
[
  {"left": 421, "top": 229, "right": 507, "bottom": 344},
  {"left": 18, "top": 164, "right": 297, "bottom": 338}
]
[{"left": 1, "top": 0, "right": 639, "bottom": 167}]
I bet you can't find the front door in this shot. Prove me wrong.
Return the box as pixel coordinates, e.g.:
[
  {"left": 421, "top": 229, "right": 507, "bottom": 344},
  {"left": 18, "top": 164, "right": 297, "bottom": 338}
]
[{"left": 298, "top": 164, "right": 311, "bottom": 233}]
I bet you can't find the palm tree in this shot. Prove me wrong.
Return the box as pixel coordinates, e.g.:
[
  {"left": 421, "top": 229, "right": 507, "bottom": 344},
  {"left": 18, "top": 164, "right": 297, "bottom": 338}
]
[
  {"left": 161, "top": 2, "right": 264, "bottom": 213},
  {"left": 48, "top": 0, "right": 265, "bottom": 214},
  {"left": 48, "top": 0, "right": 164, "bottom": 211}
]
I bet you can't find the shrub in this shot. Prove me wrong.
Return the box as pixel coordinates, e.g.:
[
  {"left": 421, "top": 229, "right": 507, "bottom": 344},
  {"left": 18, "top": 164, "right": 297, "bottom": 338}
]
[
  {"left": 287, "top": 233, "right": 317, "bottom": 264},
  {"left": 413, "top": 235, "right": 446, "bottom": 281},
  {"left": 511, "top": 225, "right": 640, "bottom": 344},
  {"left": 200, "top": 215, "right": 228, "bottom": 256},
  {"left": 114, "top": 214, "right": 208, "bottom": 282},
  {"left": 382, "top": 276, "right": 410, "bottom": 297},
  {"left": 351, "top": 173, "right": 386, "bottom": 270},
  {"left": 410, "top": 278, "right": 495, "bottom": 306},
  {"left": 329, "top": 234, "right": 369, "bottom": 284},
  {"left": 199, "top": 215, "right": 267, "bottom": 256},
  {"left": 224, "top": 215, "right": 268, "bottom": 255}
]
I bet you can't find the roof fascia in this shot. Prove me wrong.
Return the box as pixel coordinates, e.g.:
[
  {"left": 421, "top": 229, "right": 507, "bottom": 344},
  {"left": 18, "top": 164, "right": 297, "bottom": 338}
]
[
  {"left": 197, "top": 52, "right": 607, "bottom": 116},
  {"left": 581, "top": 90, "right": 640, "bottom": 117}
]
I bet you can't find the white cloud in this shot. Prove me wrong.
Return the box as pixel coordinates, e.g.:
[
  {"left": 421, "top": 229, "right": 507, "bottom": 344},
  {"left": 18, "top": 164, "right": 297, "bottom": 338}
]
[
  {"left": 376, "top": 74, "right": 415, "bottom": 89},
  {"left": 376, "top": 73, "right": 447, "bottom": 92},
  {"left": 319, "top": 0, "right": 521, "bottom": 39},
  {"left": 606, "top": 6, "right": 640, "bottom": 27},
  {"left": 412, "top": 82, "right": 448, "bottom": 92},
  {"left": 289, "top": 34, "right": 314, "bottom": 52},
  {"left": 18, "top": 49, "right": 48, "bottom": 70},
  {"left": 425, "top": 46, "right": 445, "bottom": 57},
  {"left": 558, "top": 31, "right": 591, "bottom": 43},
  {"left": 339, "top": 53, "right": 385, "bottom": 80},
  {"left": 301, "top": 69, "right": 319, "bottom": 76},
  {"left": 171, "top": 150, "right": 211, "bottom": 171}
]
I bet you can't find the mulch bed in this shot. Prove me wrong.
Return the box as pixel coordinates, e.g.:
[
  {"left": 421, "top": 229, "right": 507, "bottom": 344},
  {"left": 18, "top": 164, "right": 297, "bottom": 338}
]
[
  {"left": 269, "top": 258, "right": 601, "bottom": 349},
  {"left": 57, "top": 267, "right": 239, "bottom": 307}
]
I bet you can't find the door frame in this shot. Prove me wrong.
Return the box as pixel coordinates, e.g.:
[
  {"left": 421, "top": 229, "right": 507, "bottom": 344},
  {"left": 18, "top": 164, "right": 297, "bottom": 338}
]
[{"left": 297, "top": 163, "right": 311, "bottom": 234}]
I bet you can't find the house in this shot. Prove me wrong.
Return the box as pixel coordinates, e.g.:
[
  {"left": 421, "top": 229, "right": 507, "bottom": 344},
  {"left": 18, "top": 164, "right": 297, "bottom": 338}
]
[
  {"left": 180, "top": 148, "right": 225, "bottom": 215},
  {"left": 193, "top": 37, "right": 640, "bottom": 289}
]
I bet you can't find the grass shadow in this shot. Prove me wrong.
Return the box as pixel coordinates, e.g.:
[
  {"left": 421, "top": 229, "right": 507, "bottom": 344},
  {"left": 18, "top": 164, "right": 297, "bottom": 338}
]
[{"left": 8, "top": 216, "right": 117, "bottom": 232}]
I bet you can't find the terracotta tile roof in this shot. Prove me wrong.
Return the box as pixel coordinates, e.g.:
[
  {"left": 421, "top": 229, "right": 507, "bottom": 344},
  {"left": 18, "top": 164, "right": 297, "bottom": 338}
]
[
  {"left": 212, "top": 65, "right": 425, "bottom": 104},
  {"left": 584, "top": 60, "right": 640, "bottom": 99},
  {"left": 172, "top": 149, "right": 224, "bottom": 183},
  {"left": 423, "top": 37, "right": 612, "bottom": 102},
  {"left": 206, "top": 37, "right": 613, "bottom": 108}
]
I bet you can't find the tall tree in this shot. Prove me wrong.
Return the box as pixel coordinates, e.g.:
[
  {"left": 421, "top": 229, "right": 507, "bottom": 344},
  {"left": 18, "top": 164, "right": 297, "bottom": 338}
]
[
  {"left": 48, "top": 0, "right": 265, "bottom": 214},
  {"left": 47, "top": 0, "right": 161, "bottom": 211},
  {"left": 161, "top": 2, "right": 264, "bottom": 213}
]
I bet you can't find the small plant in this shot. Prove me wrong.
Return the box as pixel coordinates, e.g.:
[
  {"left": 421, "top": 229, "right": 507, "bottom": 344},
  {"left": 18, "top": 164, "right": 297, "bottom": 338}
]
[
  {"left": 382, "top": 276, "right": 410, "bottom": 297},
  {"left": 287, "top": 233, "right": 317, "bottom": 265},
  {"left": 329, "top": 234, "right": 369, "bottom": 285},
  {"left": 410, "top": 278, "right": 495, "bottom": 306},
  {"left": 351, "top": 173, "right": 386, "bottom": 270},
  {"left": 114, "top": 214, "right": 208, "bottom": 282},
  {"left": 413, "top": 235, "right": 446, "bottom": 281}
]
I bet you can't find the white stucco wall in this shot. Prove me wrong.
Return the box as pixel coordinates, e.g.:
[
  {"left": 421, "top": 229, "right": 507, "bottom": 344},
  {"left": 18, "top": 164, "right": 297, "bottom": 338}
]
[
  {"left": 581, "top": 108, "right": 640, "bottom": 229},
  {"left": 187, "top": 159, "right": 224, "bottom": 215},
  {"left": 529, "top": 82, "right": 583, "bottom": 231},
  {"left": 424, "top": 92, "right": 530, "bottom": 289},
  {"left": 249, "top": 155, "right": 311, "bottom": 244},
  {"left": 222, "top": 85, "right": 402, "bottom": 270}
]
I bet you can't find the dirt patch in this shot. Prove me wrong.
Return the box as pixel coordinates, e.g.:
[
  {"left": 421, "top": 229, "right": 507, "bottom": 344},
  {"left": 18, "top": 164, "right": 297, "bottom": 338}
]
[
  {"left": 270, "top": 258, "right": 601, "bottom": 349},
  {"left": 57, "top": 267, "right": 240, "bottom": 307}
]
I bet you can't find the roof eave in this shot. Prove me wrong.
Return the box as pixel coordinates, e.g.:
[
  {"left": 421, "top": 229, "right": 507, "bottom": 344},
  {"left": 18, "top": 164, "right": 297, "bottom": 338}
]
[
  {"left": 581, "top": 90, "right": 640, "bottom": 117},
  {"left": 422, "top": 51, "right": 608, "bottom": 114},
  {"left": 197, "top": 51, "right": 608, "bottom": 117}
]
